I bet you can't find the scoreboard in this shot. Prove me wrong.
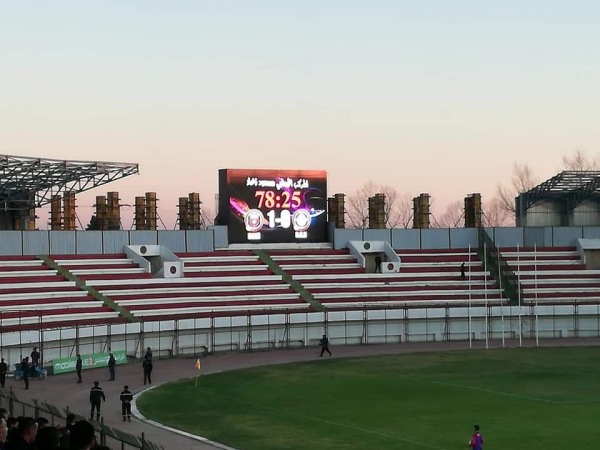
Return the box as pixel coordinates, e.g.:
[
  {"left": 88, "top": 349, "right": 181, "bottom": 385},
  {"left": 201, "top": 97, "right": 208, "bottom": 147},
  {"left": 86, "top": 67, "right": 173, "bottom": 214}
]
[{"left": 217, "top": 169, "right": 328, "bottom": 244}]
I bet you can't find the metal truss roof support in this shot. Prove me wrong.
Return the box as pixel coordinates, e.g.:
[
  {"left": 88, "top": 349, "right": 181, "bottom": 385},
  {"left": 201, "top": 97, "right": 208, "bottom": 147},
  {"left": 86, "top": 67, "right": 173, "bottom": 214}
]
[{"left": 0, "top": 154, "right": 139, "bottom": 211}]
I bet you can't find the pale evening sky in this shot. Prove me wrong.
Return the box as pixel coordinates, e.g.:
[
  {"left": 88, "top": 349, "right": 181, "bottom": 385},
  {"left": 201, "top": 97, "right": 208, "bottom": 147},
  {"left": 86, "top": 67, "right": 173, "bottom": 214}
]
[{"left": 1, "top": 1, "right": 599, "bottom": 229}]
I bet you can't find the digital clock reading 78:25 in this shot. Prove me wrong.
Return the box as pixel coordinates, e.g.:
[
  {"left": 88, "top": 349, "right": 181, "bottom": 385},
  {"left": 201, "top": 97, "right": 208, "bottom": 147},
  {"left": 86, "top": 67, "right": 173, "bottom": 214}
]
[{"left": 254, "top": 190, "right": 302, "bottom": 209}]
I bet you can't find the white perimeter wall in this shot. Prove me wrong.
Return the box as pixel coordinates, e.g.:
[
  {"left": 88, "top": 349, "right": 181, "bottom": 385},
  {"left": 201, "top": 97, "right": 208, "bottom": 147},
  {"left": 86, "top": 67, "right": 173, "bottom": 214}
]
[{"left": 2, "top": 305, "right": 599, "bottom": 369}]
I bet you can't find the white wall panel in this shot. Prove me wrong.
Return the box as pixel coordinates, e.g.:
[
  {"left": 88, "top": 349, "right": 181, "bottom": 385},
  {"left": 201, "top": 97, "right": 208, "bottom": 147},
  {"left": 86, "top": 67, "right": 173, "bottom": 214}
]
[
  {"left": 449, "top": 228, "right": 478, "bottom": 249},
  {"left": 76, "top": 231, "right": 103, "bottom": 254},
  {"left": 185, "top": 230, "right": 214, "bottom": 252},
  {"left": 523, "top": 227, "right": 546, "bottom": 247},
  {"left": 583, "top": 227, "right": 600, "bottom": 239},
  {"left": 157, "top": 231, "right": 186, "bottom": 252},
  {"left": 391, "top": 228, "right": 420, "bottom": 249},
  {"left": 0, "top": 231, "right": 22, "bottom": 255},
  {"left": 103, "top": 231, "right": 129, "bottom": 254},
  {"left": 494, "top": 227, "right": 524, "bottom": 248},
  {"left": 49, "top": 231, "right": 76, "bottom": 255},
  {"left": 552, "top": 227, "right": 582, "bottom": 246},
  {"left": 22, "top": 231, "right": 49, "bottom": 255},
  {"left": 363, "top": 229, "right": 391, "bottom": 243},
  {"left": 333, "top": 229, "right": 362, "bottom": 249},
  {"left": 129, "top": 231, "right": 158, "bottom": 245},
  {"left": 210, "top": 226, "right": 228, "bottom": 249},
  {"left": 420, "top": 229, "right": 450, "bottom": 249}
]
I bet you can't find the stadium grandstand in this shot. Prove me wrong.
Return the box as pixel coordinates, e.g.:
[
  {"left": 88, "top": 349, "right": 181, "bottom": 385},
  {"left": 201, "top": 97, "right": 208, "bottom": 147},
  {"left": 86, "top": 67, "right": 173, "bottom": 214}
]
[{"left": 1, "top": 162, "right": 600, "bottom": 382}]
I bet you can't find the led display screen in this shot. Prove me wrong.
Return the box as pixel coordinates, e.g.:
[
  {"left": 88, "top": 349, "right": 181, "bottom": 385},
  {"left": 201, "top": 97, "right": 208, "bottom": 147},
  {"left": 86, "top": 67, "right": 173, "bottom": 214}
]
[{"left": 217, "top": 169, "right": 328, "bottom": 244}]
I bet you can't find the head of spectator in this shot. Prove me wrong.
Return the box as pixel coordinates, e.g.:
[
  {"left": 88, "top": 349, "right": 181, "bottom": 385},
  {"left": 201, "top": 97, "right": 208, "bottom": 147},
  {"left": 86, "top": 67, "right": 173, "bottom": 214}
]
[
  {"left": 36, "top": 416, "right": 50, "bottom": 430},
  {"left": 16, "top": 417, "right": 38, "bottom": 445},
  {"left": 0, "top": 409, "right": 8, "bottom": 422},
  {"left": 6, "top": 417, "right": 17, "bottom": 430},
  {"left": 66, "top": 413, "right": 76, "bottom": 430},
  {"left": 35, "top": 425, "right": 62, "bottom": 450},
  {"left": 69, "top": 420, "right": 96, "bottom": 450}
]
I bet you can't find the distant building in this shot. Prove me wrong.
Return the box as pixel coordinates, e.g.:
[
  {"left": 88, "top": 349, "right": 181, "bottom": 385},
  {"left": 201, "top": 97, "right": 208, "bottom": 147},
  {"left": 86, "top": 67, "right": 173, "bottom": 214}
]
[{"left": 516, "top": 171, "right": 600, "bottom": 226}]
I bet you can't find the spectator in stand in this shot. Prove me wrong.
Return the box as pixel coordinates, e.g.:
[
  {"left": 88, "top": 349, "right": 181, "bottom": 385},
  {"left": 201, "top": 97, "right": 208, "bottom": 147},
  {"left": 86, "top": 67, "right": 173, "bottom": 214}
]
[
  {"left": 107, "top": 353, "right": 116, "bottom": 381},
  {"left": 69, "top": 420, "right": 96, "bottom": 450},
  {"left": 374, "top": 255, "right": 382, "bottom": 273},
  {"left": 0, "top": 418, "right": 7, "bottom": 450},
  {"left": 89, "top": 382, "right": 105, "bottom": 421},
  {"left": 460, "top": 262, "right": 466, "bottom": 280},
  {"left": 35, "top": 426, "right": 62, "bottom": 450},
  {"left": 20, "top": 357, "right": 29, "bottom": 391},
  {"left": 30, "top": 348, "right": 40, "bottom": 368},
  {"left": 6, "top": 416, "right": 37, "bottom": 450},
  {"left": 120, "top": 386, "right": 133, "bottom": 422},
  {"left": 76, "top": 354, "right": 83, "bottom": 384},
  {"left": 0, "top": 359, "right": 8, "bottom": 389},
  {"left": 142, "top": 358, "right": 153, "bottom": 385}
]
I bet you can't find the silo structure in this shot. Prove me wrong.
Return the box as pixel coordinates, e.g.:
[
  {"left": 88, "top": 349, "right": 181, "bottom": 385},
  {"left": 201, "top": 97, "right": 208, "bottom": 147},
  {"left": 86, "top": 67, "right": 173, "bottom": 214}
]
[
  {"left": 145, "top": 192, "right": 157, "bottom": 230},
  {"left": 135, "top": 196, "right": 147, "bottom": 230},
  {"left": 63, "top": 193, "right": 76, "bottom": 230},
  {"left": 50, "top": 195, "right": 62, "bottom": 230}
]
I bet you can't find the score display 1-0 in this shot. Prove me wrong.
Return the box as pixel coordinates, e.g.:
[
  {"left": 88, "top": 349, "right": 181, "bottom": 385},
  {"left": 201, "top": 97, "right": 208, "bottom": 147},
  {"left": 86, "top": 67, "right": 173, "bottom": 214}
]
[{"left": 244, "top": 208, "right": 312, "bottom": 240}]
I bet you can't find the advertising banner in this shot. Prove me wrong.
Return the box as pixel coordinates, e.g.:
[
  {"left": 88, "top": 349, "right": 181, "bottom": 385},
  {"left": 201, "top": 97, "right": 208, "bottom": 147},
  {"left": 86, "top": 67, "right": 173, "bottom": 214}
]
[{"left": 51, "top": 350, "right": 127, "bottom": 375}]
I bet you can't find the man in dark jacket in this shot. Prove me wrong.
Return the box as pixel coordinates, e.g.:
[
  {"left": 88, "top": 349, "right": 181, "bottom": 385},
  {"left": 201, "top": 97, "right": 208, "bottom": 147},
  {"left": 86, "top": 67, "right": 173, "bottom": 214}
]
[
  {"left": 0, "top": 359, "right": 7, "bottom": 388},
  {"left": 89, "top": 381, "right": 105, "bottom": 421},
  {"left": 29, "top": 348, "right": 40, "bottom": 368},
  {"left": 20, "top": 358, "right": 29, "bottom": 390},
  {"left": 107, "top": 353, "right": 116, "bottom": 381},
  {"left": 142, "top": 358, "right": 153, "bottom": 385},
  {"left": 6, "top": 417, "right": 36, "bottom": 450},
  {"left": 76, "top": 354, "right": 83, "bottom": 383},
  {"left": 120, "top": 386, "right": 133, "bottom": 422},
  {"left": 319, "top": 334, "right": 332, "bottom": 357}
]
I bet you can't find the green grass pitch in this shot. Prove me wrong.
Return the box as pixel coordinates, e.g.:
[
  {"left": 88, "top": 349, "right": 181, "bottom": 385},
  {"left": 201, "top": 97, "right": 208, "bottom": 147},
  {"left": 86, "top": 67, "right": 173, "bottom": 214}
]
[{"left": 137, "top": 347, "right": 600, "bottom": 449}]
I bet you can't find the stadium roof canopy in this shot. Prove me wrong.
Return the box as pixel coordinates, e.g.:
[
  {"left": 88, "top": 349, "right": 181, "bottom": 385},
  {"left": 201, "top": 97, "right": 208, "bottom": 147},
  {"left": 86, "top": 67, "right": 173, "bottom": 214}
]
[
  {"left": 0, "top": 154, "right": 139, "bottom": 210},
  {"left": 518, "top": 171, "right": 600, "bottom": 210}
]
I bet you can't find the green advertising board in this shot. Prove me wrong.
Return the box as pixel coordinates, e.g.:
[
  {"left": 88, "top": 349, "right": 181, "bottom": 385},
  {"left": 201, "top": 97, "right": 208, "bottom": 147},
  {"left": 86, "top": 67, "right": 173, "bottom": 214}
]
[{"left": 51, "top": 350, "right": 127, "bottom": 375}]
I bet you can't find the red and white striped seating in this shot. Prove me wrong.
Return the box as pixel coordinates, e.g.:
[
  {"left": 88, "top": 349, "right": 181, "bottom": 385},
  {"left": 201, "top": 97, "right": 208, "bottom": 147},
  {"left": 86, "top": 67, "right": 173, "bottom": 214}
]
[
  {"left": 86, "top": 251, "right": 311, "bottom": 320},
  {"left": 0, "top": 256, "right": 120, "bottom": 331},
  {"left": 267, "top": 248, "right": 505, "bottom": 309},
  {"left": 501, "top": 246, "right": 600, "bottom": 303}
]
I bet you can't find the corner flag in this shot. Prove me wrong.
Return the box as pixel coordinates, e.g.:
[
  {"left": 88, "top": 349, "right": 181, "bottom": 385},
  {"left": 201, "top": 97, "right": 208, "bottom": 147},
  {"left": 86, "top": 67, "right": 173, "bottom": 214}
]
[{"left": 195, "top": 358, "right": 201, "bottom": 370}]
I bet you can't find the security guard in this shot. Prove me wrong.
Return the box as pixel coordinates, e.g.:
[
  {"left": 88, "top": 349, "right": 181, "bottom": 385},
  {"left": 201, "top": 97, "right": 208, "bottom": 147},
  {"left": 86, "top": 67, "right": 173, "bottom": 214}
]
[{"left": 120, "top": 385, "right": 133, "bottom": 422}]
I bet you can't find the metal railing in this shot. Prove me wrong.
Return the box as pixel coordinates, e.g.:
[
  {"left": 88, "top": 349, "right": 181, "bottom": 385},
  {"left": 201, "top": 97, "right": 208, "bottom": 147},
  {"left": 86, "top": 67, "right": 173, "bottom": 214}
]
[
  {"left": 477, "top": 227, "right": 523, "bottom": 305},
  {"left": 0, "top": 386, "right": 164, "bottom": 450}
]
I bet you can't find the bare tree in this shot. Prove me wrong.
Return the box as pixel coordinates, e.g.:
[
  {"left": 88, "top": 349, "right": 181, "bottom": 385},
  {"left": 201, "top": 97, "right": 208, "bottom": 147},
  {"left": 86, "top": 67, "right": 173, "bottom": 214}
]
[
  {"left": 346, "top": 181, "right": 413, "bottom": 229},
  {"left": 432, "top": 200, "right": 463, "bottom": 228},
  {"left": 384, "top": 190, "right": 413, "bottom": 228},
  {"left": 482, "top": 196, "right": 511, "bottom": 227},
  {"left": 562, "top": 148, "right": 600, "bottom": 171},
  {"left": 496, "top": 162, "right": 538, "bottom": 217}
]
